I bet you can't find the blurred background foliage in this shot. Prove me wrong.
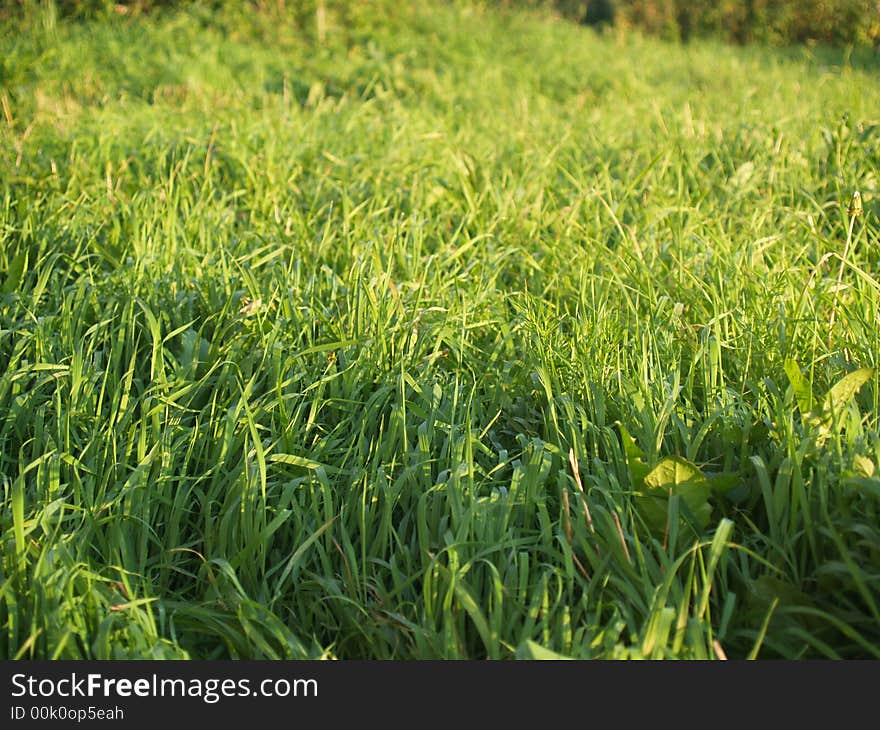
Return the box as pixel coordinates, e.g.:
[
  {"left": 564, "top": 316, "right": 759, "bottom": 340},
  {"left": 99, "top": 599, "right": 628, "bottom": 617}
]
[
  {"left": 2, "top": 0, "right": 879, "bottom": 46},
  {"left": 550, "top": 0, "right": 880, "bottom": 45}
]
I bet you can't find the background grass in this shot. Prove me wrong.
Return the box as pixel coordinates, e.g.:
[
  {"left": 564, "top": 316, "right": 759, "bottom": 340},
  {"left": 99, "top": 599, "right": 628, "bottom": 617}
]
[{"left": 1, "top": 1, "right": 880, "bottom": 659}]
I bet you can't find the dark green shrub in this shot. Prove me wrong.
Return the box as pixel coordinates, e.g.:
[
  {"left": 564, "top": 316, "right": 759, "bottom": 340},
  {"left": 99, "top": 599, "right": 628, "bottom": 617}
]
[{"left": 576, "top": 0, "right": 880, "bottom": 45}]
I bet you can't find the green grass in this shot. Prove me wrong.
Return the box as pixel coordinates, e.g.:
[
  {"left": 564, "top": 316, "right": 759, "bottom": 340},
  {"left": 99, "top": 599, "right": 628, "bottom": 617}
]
[{"left": 2, "top": 0, "right": 880, "bottom": 660}]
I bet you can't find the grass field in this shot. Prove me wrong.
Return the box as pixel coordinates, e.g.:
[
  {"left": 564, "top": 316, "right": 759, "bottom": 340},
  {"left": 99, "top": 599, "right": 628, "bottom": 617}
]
[{"left": 2, "top": 1, "right": 880, "bottom": 660}]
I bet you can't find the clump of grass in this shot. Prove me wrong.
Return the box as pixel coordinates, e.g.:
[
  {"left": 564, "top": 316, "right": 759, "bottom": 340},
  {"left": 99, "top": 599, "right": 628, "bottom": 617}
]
[{"left": 1, "top": 1, "right": 879, "bottom": 659}]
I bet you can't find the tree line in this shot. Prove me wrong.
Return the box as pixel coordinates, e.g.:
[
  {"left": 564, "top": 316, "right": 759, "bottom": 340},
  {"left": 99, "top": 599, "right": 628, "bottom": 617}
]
[
  {"left": 552, "top": 0, "right": 879, "bottom": 46},
  {"left": 3, "top": 0, "right": 879, "bottom": 46}
]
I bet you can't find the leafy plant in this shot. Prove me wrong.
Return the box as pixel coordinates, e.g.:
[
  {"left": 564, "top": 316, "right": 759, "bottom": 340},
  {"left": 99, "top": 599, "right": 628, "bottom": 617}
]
[
  {"left": 621, "top": 424, "right": 738, "bottom": 539},
  {"left": 784, "top": 360, "right": 874, "bottom": 445}
]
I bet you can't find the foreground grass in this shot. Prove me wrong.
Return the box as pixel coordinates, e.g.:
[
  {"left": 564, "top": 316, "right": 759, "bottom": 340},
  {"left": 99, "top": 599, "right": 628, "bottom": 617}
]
[{"left": 1, "top": 2, "right": 879, "bottom": 659}]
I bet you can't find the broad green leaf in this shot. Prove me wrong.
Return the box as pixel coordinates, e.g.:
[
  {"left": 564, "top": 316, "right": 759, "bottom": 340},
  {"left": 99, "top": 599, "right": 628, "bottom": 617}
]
[
  {"left": 806, "top": 367, "right": 875, "bottom": 444},
  {"left": 617, "top": 422, "right": 650, "bottom": 490},
  {"left": 637, "top": 456, "right": 712, "bottom": 534},
  {"left": 645, "top": 456, "right": 708, "bottom": 494},
  {"left": 822, "top": 368, "right": 874, "bottom": 416},
  {"left": 784, "top": 359, "right": 813, "bottom": 415}
]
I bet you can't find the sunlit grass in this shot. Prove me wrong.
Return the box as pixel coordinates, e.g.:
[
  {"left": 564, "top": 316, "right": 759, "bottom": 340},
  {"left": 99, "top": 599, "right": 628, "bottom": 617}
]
[{"left": 1, "top": 1, "right": 879, "bottom": 659}]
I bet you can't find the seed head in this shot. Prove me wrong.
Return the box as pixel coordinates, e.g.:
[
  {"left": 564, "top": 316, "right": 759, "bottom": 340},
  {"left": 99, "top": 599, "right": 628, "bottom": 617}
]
[{"left": 848, "top": 190, "right": 863, "bottom": 219}]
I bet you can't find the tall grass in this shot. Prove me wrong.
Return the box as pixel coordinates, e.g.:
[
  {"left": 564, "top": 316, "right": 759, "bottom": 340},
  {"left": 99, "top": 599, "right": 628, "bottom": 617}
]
[{"left": 1, "top": 1, "right": 879, "bottom": 659}]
